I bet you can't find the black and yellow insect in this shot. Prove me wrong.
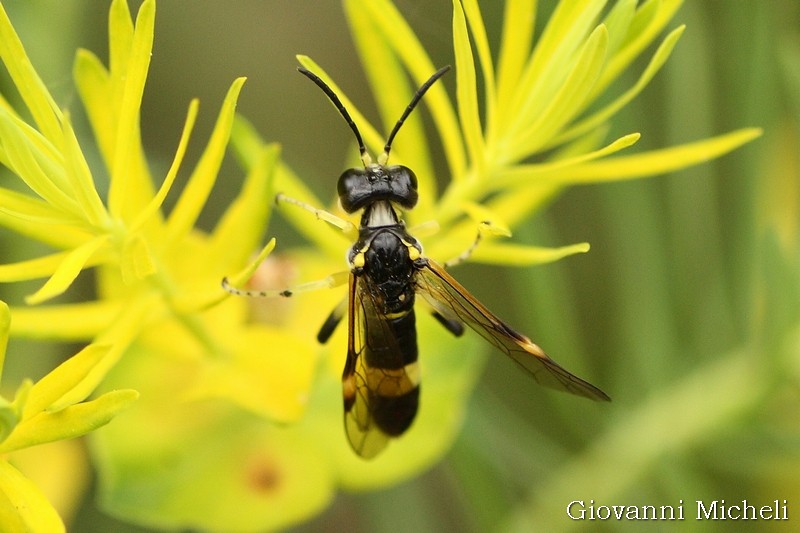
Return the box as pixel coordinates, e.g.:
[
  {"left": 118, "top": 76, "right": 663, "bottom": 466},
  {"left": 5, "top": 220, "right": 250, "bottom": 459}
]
[{"left": 224, "top": 65, "right": 609, "bottom": 459}]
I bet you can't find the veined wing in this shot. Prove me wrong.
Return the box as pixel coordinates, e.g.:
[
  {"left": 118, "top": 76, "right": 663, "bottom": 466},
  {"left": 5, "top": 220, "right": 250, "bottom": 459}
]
[
  {"left": 414, "top": 259, "right": 610, "bottom": 402},
  {"left": 342, "top": 273, "right": 421, "bottom": 459}
]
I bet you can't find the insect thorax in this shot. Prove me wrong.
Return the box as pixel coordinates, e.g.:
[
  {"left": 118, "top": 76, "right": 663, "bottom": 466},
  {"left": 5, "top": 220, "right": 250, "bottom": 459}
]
[{"left": 349, "top": 211, "right": 421, "bottom": 314}]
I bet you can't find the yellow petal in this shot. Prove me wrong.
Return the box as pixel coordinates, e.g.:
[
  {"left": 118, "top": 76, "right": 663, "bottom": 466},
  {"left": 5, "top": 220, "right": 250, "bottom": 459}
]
[
  {"left": 209, "top": 144, "right": 279, "bottom": 272},
  {"left": 452, "top": 0, "right": 486, "bottom": 172},
  {"left": 0, "top": 461, "right": 65, "bottom": 533},
  {"left": 0, "top": 107, "right": 77, "bottom": 215},
  {"left": 600, "top": 0, "right": 638, "bottom": 57},
  {"left": 507, "top": 0, "right": 605, "bottom": 134},
  {"left": 0, "top": 251, "right": 95, "bottom": 285},
  {"left": 9, "top": 301, "right": 120, "bottom": 341},
  {"left": 165, "top": 78, "right": 246, "bottom": 243},
  {"left": 514, "top": 24, "right": 609, "bottom": 157},
  {"left": 60, "top": 113, "right": 108, "bottom": 228},
  {"left": 494, "top": 0, "right": 536, "bottom": 137},
  {"left": 107, "top": 0, "right": 155, "bottom": 220},
  {"left": 344, "top": 0, "right": 435, "bottom": 214},
  {"left": 0, "top": 3, "right": 62, "bottom": 142},
  {"left": 25, "top": 235, "right": 110, "bottom": 305},
  {"left": 0, "top": 389, "right": 139, "bottom": 454},
  {"left": 108, "top": 0, "right": 135, "bottom": 78},
  {"left": 0, "top": 301, "right": 8, "bottom": 383},
  {"left": 0, "top": 188, "right": 92, "bottom": 249},
  {"left": 565, "top": 128, "right": 763, "bottom": 183},
  {"left": 551, "top": 25, "right": 685, "bottom": 149},
  {"left": 495, "top": 132, "right": 641, "bottom": 188},
  {"left": 595, "top": 0, "right": 684, "bottom": 95},
  {"left": 471, "top": 241, "right": 591, "bottom": 266},
  {"left": 74, "top": 49, "right": 114, "bottom": 169},
  {"left": 23, "top": 344, "right": 112, "bottom": 418},
  {"left": 129, "top": 99, "right": 199, "bottom": 233},
  {"left": 354, "top": 0, "right": 466, "bottom": 178},
  {"left": 461, "top": 0, "right": 496, "bottom": 113}
]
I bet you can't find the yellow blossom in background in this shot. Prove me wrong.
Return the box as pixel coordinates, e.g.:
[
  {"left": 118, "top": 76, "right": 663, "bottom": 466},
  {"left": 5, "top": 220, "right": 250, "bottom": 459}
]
[
  {"left": 0, "top": 0, "right": 765, "bottom": 531},
  {"left": 0, "top": 0, "right": 324, "bottom": 529},
  {"left": 0, "top": 301, "right": 137, "bottom": 532}
]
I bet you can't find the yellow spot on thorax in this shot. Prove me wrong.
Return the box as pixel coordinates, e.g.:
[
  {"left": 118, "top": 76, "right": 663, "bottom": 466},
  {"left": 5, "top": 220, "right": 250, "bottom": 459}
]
[
  {"left": 352, "top": 251, "right": 365, "bottom": 269},
  {"left": 402, "top": 239, "right": 420, "bottom": 260}
]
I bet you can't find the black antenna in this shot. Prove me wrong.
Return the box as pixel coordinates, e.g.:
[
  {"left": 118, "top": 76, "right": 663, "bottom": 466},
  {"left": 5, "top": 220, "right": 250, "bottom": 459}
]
[
  {"left": 298, "top": 64, "right": 451, "bottom": 167},
  {"left": 382, "top": 65, "right": 451, "bottom": 163},
  {"left": 298, "top": 67, "right": 370, "bottom": 165}
]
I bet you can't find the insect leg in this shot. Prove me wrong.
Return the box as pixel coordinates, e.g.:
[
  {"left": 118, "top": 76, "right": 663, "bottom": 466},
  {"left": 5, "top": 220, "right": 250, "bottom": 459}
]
[
  {"left": 276, "top": 193, "right": 357, "bottom": 237},
  {"left": 444, "top": 221, "right": 494, "bottom": 268},
  {"left": 317, "top": 297, "right": 347, "bottom": 343},
  {"left": 431, "top": 310, "right": 464, "bottom": 337},
  {"left": 222, "top": 270, "right": 349, "bottom": 298}
]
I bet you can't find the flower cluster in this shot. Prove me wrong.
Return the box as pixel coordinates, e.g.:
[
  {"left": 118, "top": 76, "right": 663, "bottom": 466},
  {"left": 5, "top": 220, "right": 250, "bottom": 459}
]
[{"left": 0, "top": 0, "right": 759, "bottom": 531}]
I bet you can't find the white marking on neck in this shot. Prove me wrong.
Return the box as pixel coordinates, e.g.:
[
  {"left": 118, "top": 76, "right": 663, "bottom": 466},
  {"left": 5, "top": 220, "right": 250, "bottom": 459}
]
[{"left": 365, "top": 200, "right": 398, "bottom": 227}]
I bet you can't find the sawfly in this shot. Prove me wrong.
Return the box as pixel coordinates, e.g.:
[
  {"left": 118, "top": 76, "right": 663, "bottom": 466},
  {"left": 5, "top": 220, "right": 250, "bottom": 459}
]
[{"left": 223, "top": 64, "right": 609, "bottom": 459}]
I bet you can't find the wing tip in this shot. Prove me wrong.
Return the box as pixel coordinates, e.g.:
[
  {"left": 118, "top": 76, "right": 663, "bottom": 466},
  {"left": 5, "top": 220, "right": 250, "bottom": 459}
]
[{"left": 585, "top": 385, "right": 612, "bottom": 402}]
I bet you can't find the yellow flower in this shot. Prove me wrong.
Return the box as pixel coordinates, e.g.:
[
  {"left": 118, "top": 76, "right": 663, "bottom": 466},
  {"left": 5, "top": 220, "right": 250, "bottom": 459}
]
[
  {"left": 0, "top": 0, "right": 762, "bottom": 531},
  {"left": 0, "top": 301, "right": 137, "bottom": 533},
  {"left": 0, "top": 0, "right": 319, "bottom": 529},
  {"left": 298, "top": 0, "right": 760, "bottom": 267}
]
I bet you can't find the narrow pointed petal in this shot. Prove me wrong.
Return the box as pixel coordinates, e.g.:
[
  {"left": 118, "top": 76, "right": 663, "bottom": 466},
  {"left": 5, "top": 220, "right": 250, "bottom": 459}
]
[
  {"left": 0, "top": 389, "right": 139, "bottom": 454},
  {"left": 549, "top": 25, "right": 685, "bottom": 149},
  {"left": 107, "top": 0, "right": 155, "bottom": 220},
  {"left": 130, "top": 99, "right": 199, "bottom": 233},
  {"left": 513, "top": 24, "right": 609, "bottom": 158},
  {"left": 61, "top": 113, "right": 108, "bottom": 227},
  {"left": 0, "top": 301, "right": 9, "bottom": 383},
  {"left": 344, "top": 0, "right": 435, "bottom": 210},
  {"left": 494, "top": 0, "right": 536, "bottom": 137},
  {"left": 9, "top": 301, "right": 120, "bottom": 341},
  {"left": 0, "top": 3, "right": 62, "bottom": 142},
  {"left": 460, "top": 0, "right": 496, "bottom": 132},
  {"left": 0, "top": 188, "right": 91, "bottom": 249},
  {"left": 453, "top": 0, "right": 486, "bottom": 172},
  {"left": 565, "top": 128, "right": 763, "bottom": 183},
  {"left": 25, "top": 235, "right": 110, "bottom": 305},
  {"left": 471, "top": 241, "right": 591, "bottom": 266},
  {"left": 209, "top": 145, "right": 279, "bottom": 273},
  {"left": 356, "top": 0, "right": 467, "bottom": 178},
  {"left": 165, "top": 78, "right": 246, "bottom": 243},
  {"left": 0, "top": 462, "right": 65, "bottom": 533},
  {"left": 23, "top": 344, "right": 112, "bottom": 417}
]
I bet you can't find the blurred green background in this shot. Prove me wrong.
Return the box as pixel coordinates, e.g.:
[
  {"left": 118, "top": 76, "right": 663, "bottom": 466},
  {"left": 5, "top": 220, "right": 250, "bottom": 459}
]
[{"left": 1, "top": 1, "right": 798, "bottom": 531}]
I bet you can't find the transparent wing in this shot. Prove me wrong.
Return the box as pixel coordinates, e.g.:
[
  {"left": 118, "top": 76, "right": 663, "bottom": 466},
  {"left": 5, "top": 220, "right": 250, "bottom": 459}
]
[
  {"left": 415, "top": 259, "right": 610, "bottom": 401},
  {"left": 342, "top": 274, "right": 420, "bottom": 458}
]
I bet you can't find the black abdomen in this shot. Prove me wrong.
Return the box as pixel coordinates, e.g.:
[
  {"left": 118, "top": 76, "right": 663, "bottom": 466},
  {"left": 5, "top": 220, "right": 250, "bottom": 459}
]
[{"left": 359, "top": 227, "right": 421, "bottom": 436}]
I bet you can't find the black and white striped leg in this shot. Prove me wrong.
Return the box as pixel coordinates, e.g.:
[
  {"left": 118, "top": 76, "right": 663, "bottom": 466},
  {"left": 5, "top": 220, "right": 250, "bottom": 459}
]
[
  {"left": 222, "top": 270, "right": 349, "bottom": 298},
  {"left": 444, "top": 220, "right": 493, "bottom": 269}
]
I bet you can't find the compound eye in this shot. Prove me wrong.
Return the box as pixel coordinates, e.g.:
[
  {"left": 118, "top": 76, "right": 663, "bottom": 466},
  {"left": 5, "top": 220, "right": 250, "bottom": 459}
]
[
  {"left": 337, "top": 168, "right": 369, "bottom": 213},
  {"left": 403, "top": 166, "right": 418, "bottom": 191},
  {"left": 390, "top": 166, "right": 418, "bottom": 209}
]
